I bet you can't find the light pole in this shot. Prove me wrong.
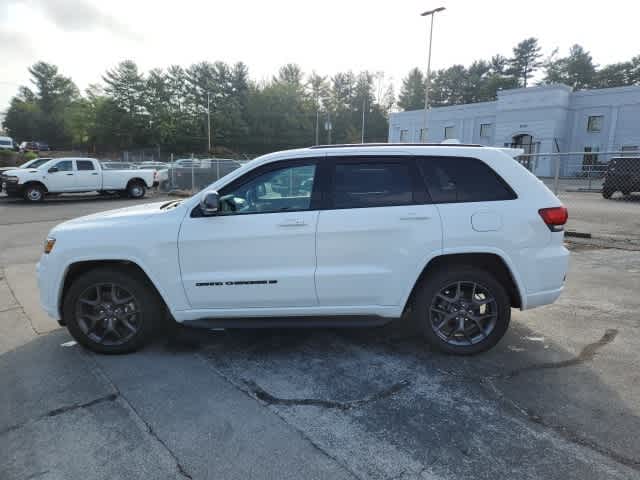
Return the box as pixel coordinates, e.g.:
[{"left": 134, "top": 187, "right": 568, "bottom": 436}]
[
  {"left": 361, "top": 97, "right": 366, "bottom": 143},
  {"left": 206, "top": 92, "right": 211, "bottom": 153},
  {"left": 421, "top": 6, "right": 445, "bottom": 142}
]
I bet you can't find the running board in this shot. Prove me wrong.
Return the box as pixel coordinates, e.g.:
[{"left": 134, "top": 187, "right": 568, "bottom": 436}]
[{"left": 182, "top": 315, "right": 397, "bottom": 329}]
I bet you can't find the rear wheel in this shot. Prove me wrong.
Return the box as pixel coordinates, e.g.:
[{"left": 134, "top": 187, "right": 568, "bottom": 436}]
[
  {"left": 23, "top": 184, "right": 45, "bottom": 203},
  {"left": 412, "top": 266, "right": 511, "bottom": 355},
  {"left": 127, "top": 181, "right": 146, "bottom": 199},
  {"left": 602, "top": 187, "right": 614, "bottom": 199},
  {"left": 63, "top": 267, "right": 162, "bottom": 354}
]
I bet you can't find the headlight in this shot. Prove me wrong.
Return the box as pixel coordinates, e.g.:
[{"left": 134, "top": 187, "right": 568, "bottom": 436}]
[
  {"left": 5, "top": 176, "right": 18, "bottom": 183},
  {"left": 44, "top": 237, "right": 56, "bottom": 254}
]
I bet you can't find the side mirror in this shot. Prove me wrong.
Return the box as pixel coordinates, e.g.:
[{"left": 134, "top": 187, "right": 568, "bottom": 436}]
[
  {"left": 48, "top": 167, "right": 58, "bottom": 173},
  {"left": 199, "top": 190, "right": 220, "bottom": 216}
]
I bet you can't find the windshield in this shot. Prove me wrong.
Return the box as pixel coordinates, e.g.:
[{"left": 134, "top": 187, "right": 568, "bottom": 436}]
[
  {"left": 0, "top": 140, "right": 11, "bottom": 146},
  {"left": 20, "top": 158, "right": 49, "bottom": 168}
]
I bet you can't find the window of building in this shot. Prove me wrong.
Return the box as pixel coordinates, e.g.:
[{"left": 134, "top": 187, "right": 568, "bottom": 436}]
[
  {"left": 331, "top": 162, "right": 413, "bottom": 209},
  {"left": 219, "top": 164, "right": 316, "bottom": 215},
  {"left": 587, "top": 115, "right": 603, "bottom": 132},
  {"left": 76, "top": 160, "right": 95, "bottom": 171},
  {"left": 419, "top": 128, "right": 428, "bottom": 142},
  {"left": 444, "top": 126, "right": 456, "bottom": 140},
  {"left": 418, "top": 157, "right": 516, "bottom": 203},
  {"left": 621, "top": 145, "right": 639, "bottom": 156},
  {"left": 479, "top": 123, "right": 492, "bottom": 138},
  {"left": 399, "top": 129, "right": 409, "bottom": 142}
]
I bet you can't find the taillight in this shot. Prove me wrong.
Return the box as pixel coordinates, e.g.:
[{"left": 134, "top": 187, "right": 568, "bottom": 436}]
[{"left": 539, "top": 206, "right": 568, "bottom": 232}]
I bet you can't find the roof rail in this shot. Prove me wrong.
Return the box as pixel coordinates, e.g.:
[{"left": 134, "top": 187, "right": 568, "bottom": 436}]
[{"left": 308, "top": 143, "right": 485, "bottom": 149}]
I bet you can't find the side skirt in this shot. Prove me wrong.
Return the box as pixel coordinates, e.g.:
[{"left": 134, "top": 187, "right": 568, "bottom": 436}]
[{"left": 182, "top": 315, "right": 397, "bottom": 329}]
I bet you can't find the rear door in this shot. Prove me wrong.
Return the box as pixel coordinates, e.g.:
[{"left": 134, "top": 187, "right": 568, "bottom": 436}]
[
  {"left": 315, "top": 154, "right": 442, "bottom": 307},
  {"left": 74, "top": 159, "right": 101, "bottom": 191}
]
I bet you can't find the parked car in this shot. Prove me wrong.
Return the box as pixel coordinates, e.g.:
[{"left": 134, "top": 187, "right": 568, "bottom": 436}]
[
  {"left": 0, "top": 158, "right": 52, "bottom": 193},
  {"left": 37, "top": 141, "right": 51, "bottom": 151},
  {"left": 101, "top": 162, "right": 137, "bottom": 170},
  {"left": 19, "top": 141, "right": 39, "bottom": 153},
  {"left": 602, "top": 157, "right": 640, "bottom": 198},
  {"left": 0, "top": 136, "right": 14, "bottom": 151},
  {"left": 174, "top": 158, "right": 201, "bottom": 168},
  {"left": 37, "top": 144, "right": 569, "bottom": 355},
  {"left": 2, "top": 157, "right": 154, "bottom": 202}
]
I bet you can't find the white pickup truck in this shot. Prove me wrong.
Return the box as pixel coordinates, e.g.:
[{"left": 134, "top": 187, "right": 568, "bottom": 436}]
[{"left": 1, "top": 157, "right": 155, "bottom": 202}]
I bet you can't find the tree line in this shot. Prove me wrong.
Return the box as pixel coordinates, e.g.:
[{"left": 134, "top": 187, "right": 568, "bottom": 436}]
[
  {"left": 2, "top": 61, "right": 394, "bottom": 155},
  {"left": 398, "top": 38, "right": 640, "bottom": 110}
]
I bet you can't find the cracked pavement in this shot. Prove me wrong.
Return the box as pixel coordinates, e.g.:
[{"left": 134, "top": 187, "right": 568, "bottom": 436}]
[{"left": 1, "top": 195, "right": 639, "bottom": 479}]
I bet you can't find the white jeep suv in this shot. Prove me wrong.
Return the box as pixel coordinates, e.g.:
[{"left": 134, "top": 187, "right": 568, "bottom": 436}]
[{"left": 37, "top": 144, "right": 569, "bottom": 355}]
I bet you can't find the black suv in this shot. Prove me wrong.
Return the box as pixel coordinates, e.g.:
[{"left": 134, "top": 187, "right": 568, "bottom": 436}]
[{"left": 602, "top": 157, "right": 640, "bottom": 199}]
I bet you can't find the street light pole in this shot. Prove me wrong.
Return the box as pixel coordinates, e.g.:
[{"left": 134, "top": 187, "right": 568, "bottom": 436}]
[
  {"left": 207, "top": 92, "right": 211, "bottom": 153},
  {"left": 421, "top": 6, "right": 445, "bottom": 142},
  {"left": 361, "top": 97, "right": 366, "bottom": 143}
]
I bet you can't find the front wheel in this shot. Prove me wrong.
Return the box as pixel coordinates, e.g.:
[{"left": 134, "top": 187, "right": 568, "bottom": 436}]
[
  {"left": 127, "top": 181, "right": 146, "bottom": 199},
  {"left": 412, "top": 266, "right": 511, "bottom": 355},
  {"left": 63, "top": 267, "right": 162, "bottom": 354},
  {"left": 23, "top": 184, "right": 45, "bottom": 203},
  {"left": 602, "top": 188, "right": 614, "bottom": 199}
]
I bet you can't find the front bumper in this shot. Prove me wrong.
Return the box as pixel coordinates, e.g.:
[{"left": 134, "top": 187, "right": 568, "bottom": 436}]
[{"left": 36, "top": 258, "right": 61, "bottom": 322}]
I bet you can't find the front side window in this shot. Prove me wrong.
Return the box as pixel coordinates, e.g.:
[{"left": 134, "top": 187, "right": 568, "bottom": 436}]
[
  {"left": 52, "top": 160, "right": 73, "bottom": 172},
  {"left": 331, "top": 162, "right": 413, "bottom": 209},
  {"left": 418, "top": 157, "right": 516, "bottom": 203},
  {"left": 76, "top": 160, "right": 95, "bottom": 171},
  {"left": 220, "top": 164, "right": 316, "bottom": 215},
  {"left": 587, "top": 115, "right": 603, "bottom": 132},
  {"left": 444, "top": 126, "right": 456, "bottom": 139}
]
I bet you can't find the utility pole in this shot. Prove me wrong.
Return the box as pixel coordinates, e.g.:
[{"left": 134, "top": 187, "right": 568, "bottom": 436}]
[
  {"left": 315, "top": 110, "right": 320, "bottom": 145},
  {"left": 421, "top": 6, "right": 445, "bottom": 142}
]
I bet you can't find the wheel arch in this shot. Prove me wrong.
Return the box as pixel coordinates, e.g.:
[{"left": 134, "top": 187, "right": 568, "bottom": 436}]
[
  {"left": 127, "top": 177, "right": 147, "bottom": 188},
  {"left": 59, "top": 259, "right": 168, "bottom": 323},
  {"left": 22, "top": 180, "right": 48, "bottom": 193},
  {"left": 403, "top": 251, "right": 524, "bottom": 314}
]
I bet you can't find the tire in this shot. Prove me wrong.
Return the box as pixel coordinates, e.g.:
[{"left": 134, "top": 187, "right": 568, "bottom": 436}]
[
  {"left": 412, "top": 266, "right": 511, "bottom": 355},
  {"left": 127, "top": 181, "right": 146, "bottom": 199},
  {"left": 602, "top": 188, "right": 614, "bottom": 199},
  {"left": 23, "top": 184, "right": 45, "bottom": 203},
  {"left": 62, "top": 267, "right": 163, "bottom": 354}
]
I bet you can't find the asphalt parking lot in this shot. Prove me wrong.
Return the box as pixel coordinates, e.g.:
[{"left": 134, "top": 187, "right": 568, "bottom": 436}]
[{"left": 1, "top": 192, "right": 639, "bottom": 479}]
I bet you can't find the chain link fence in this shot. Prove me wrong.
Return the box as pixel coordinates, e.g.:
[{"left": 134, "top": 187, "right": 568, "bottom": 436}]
[{"left": 516, "top": 151, "right": 640, "bottom": 246}]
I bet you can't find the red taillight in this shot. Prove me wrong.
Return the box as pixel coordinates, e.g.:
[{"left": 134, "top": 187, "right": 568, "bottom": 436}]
[{"left": 539, "top": 206, "right": 568, "bottom": 232}]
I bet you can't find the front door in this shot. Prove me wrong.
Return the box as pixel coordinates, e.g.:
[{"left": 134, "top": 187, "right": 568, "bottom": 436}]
[
  {"left": 44, "top": 159, "right": 76, "bottom": 191},
  {"left": 315, "top": 155, "right": 442, "bottom": 307},
  {"left": 179, "top": 160, "right": 321, "bottom": 310},
  {"left": 74, "top": 159, "right": 101, "bottom": 191}
]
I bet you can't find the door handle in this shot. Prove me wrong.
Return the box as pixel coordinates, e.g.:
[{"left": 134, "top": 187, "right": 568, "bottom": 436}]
[
  {"left": 91, "top": 172, "right": 98, "bottom": 175},
  {"left": 400, "top": 213, "right": 431, "bottom": 221},
  {"left": 66, "top": 173, "right": 74, "bottom": 176},
  {"left": 278, "top": 219, "right": 306, "bottom": 227}
]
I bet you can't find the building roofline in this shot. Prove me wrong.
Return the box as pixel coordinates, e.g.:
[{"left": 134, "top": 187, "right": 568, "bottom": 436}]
[{"left": 571, "top": 84, "right": 640, "bottom": 97}]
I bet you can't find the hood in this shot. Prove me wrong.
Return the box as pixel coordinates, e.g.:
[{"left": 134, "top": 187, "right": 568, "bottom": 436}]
[
  {"left": 1, "top": 168, "right": 38, "bottom": 176},
  {"left": 52, "top": 200, "right": 176, "bottom": 232}
]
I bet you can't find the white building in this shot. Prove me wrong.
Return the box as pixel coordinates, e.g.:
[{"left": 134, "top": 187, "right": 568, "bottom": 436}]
[{"left": 388, "top": 84, "right": 640, "bottom": 176}]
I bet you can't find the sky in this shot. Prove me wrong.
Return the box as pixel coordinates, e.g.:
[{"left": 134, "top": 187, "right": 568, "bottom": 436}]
[{"left": 1, "top": 0, "right": 639, "bottom": 114}]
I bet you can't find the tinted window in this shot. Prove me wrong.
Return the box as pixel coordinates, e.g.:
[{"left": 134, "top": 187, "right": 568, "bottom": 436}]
[
  {"left": 219, "top": 164, "right": 316, "bottom": 215},
  {"left": 418, "top": 157, "right": 516, "bottom": 203},
  {"left": 76, "top": 160, "right": 95, "bottom": 171},
  {"left": 332, "top": 162, "right": 413, "bottom": 209},
  {"left": 53, "top": 160, "right": 73, "bottom": 172}
]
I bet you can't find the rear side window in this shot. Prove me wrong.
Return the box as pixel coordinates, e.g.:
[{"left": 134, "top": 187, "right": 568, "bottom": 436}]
[
  {"left": 418, "top": 157, "right": 516, "bottom": 203},
  {"left": 332, "top": 162, "right": 413, "bottom": 209},
  {"left": 76, "top": 160, "right": 95, "bottom": 171}
]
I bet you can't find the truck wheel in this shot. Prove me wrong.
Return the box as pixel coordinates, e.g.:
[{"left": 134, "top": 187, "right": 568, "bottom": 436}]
[
  {"left": 23, "top": 184, "right": 45, "bottom": 203},
  {"left": 602, "top": 188, "right": 614, "bottom": 199},
  {"left": 63, "top": 267, "right": 162, "bottom": 354},
  {"left": 127, "top": 181, "right": 146, "bottom": 199},
  {"left": 412, "top": 266, "right": 511, "bottom": 355}
]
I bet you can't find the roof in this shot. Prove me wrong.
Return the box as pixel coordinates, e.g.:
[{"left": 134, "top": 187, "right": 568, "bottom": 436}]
[{"left": 309, "top": 143, "right": 484, "bottom": 149}]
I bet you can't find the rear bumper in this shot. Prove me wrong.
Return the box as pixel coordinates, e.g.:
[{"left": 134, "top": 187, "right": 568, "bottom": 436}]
[{"left": 519, "top": 242, "right": 569, "bottom": 310}]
